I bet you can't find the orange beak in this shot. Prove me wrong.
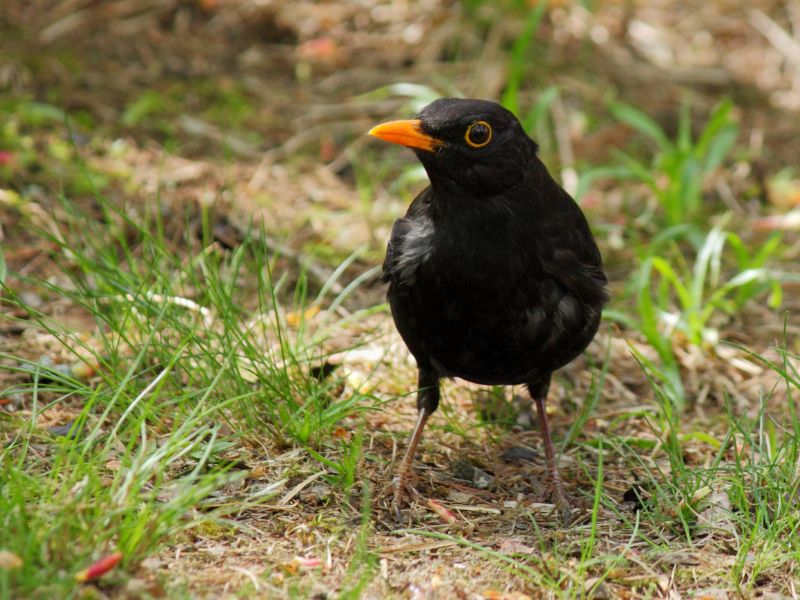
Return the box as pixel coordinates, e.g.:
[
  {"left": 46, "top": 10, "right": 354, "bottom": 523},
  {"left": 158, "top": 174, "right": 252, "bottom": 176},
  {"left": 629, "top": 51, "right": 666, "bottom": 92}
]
[{"left": 368, "top": 119, "right": 442, "bottom": 153}]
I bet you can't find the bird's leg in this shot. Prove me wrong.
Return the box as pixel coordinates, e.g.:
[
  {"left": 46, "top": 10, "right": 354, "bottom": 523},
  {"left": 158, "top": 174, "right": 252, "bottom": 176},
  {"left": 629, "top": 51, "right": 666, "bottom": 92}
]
[
  {"left": 391, "top": 407, "right": 430, "bottom": 516},
  {"left": 391, "top": 367, "right": 439, "bottom": 520},
  {"left": 529, "top": 378, "right": 572, "bottom": 526}
]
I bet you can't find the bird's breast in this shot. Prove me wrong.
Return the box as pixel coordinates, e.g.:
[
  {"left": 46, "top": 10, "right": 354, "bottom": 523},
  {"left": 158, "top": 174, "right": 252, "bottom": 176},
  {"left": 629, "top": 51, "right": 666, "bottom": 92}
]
[{"left": 387, "top": 217, "right": 602, "bottom": 384}]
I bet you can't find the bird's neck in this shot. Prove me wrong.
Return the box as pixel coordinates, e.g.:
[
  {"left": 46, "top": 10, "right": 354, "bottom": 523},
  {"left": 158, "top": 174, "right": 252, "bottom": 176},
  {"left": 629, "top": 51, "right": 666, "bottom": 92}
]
[
  {"left": 425, "top": 176, "right": 536, "bottom": 225},
  {"left": 425, "top": 188, "right": 522, "bottom": 245},
  {"left": 424, "top": 157, "right": 546, "bottom": 213}
]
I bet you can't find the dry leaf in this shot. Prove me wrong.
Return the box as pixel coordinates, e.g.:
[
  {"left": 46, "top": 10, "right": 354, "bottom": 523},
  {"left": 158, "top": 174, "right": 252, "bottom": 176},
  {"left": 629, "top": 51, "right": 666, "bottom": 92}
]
[
  {"left": 285, "top": 305, "right": 320, "bottom": 328},
  {"left": 0, "top": 550, "right": 22, "bottom": 570},
  {"left": 427, "top": 499, "right": 457, "bottom": 524},
  {"left": 483, "top": 591, "right": 532, "bottom": 600}
]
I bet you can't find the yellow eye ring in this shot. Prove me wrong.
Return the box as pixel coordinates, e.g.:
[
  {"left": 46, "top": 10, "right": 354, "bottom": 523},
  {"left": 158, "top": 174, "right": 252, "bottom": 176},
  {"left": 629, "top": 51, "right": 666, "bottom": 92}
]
[{"left": 465, "top": 121, "right": 492, "bottom": 148}]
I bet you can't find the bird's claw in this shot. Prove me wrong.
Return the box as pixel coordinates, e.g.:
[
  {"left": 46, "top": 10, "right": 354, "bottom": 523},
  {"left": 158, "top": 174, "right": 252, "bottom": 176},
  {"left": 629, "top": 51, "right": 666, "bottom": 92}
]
[
  {"left": 391, "top": 477, "right": 422, "bottom": 523},
  {"left": 554, "top": 493, "right": 572, "bottom": 527}
]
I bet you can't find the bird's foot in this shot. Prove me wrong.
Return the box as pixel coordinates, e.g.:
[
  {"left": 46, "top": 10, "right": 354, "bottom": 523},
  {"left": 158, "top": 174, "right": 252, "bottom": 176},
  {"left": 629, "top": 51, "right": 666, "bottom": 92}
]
[
  {"left": 553, "top": 489, "right": 572, "bottom": 527},
  {"left": 390, "top": 477, "right": 422, "bottom": 523}
]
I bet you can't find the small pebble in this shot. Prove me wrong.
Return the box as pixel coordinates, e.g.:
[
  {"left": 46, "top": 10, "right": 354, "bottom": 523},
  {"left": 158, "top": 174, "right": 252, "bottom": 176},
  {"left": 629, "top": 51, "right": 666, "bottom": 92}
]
[
  {"left": 451, "top": 459, "right": 494, "bottom": 489},
  {"left": 500, "top": 446, "right": 538, "bottom": 463},
  {"left": 48, "top": 421, "right": 79, "bottom": 440}
]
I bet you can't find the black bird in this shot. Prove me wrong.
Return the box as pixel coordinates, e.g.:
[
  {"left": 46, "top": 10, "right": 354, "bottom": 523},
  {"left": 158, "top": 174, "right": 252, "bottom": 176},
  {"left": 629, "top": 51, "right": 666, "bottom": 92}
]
[{"left": 369, "top": 98, "right": 608, "bottom": 524}]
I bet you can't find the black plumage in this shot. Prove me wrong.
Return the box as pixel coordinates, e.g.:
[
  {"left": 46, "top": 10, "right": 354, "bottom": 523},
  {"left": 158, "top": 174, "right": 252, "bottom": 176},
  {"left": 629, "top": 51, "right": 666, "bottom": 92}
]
[{"left": 370, "top": 98, "right": 608, "bottom": 524}]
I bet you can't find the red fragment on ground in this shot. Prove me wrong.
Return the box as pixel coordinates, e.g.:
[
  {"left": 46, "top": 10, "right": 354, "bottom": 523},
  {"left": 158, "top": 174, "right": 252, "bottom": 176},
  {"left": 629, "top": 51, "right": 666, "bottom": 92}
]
[
  {"left": 75, "top": 551, "right": 123, "bottom": 582},
  {"left": 427, "top": 499, "right": 457, "bottom": 524}
]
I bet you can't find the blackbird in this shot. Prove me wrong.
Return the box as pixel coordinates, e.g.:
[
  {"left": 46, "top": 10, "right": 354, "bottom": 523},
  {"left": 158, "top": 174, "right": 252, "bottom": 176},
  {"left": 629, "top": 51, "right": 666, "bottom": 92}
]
[{"left": 369, "top": 98, "right": 608, "bottom": 524}]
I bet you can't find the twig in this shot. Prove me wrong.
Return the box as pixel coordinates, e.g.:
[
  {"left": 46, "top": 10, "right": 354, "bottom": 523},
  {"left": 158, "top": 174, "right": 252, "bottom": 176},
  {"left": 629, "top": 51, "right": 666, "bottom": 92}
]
[
  {"left": 551, "top": 95, "right": 578, "bottom": 197},
  {"left": 750, "top": 9, "right": 800, "bottom": 70},
  {"left": 179, "top": 115, "right": 260, "bottom": 157},
  {"left": 379, "top": 540, "right": 458, "bottom": 554},
  {"left": 278, "top": 470, "right": 326, "bottom": 505}
]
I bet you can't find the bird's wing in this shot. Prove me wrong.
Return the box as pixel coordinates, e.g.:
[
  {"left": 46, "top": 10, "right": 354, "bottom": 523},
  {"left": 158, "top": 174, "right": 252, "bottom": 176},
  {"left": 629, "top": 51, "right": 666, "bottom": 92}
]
[
  {"left": 537, "top": 186, "right": 608, "bottom": 306},
  {"left": 382, "top": 187, "right": 434, "bottom": 285},
  {"left": 511, "top": 186, "right": 608, "bottom": 374},
  {"left": 541, "top": 248, "right": 608, "bottom": 306},
  {"left": 381, "top": 221, "right": 403, "bottom": 283}
]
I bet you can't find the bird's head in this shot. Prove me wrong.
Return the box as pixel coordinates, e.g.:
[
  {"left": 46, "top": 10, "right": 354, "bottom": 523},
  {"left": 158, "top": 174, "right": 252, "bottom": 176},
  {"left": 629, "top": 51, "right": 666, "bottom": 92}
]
[{"left": 369, "top": 98, "right": 538, "bottom": 197}]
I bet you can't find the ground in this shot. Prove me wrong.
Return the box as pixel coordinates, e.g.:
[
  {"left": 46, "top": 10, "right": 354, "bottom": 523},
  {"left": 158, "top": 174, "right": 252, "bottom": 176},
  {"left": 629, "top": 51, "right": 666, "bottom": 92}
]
[{"left": 2, "top": 1, "right": 800, "bottom": 598}]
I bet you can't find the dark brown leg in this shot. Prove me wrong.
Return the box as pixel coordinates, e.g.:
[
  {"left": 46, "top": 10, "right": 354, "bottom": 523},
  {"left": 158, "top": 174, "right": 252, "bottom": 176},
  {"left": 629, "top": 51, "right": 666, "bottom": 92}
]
[
  {"left": 529, "top": 377, "right": 572, "bottom": 526},
  {"left": 391, "top": 367, "right": 439, "bottom": 520}
]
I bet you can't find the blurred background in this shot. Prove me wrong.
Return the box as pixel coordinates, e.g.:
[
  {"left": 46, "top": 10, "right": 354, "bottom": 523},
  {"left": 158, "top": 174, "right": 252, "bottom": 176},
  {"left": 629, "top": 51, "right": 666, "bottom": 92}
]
[
  {"left": 3, "top": 0, "right": 800, "bottom": 293},
  {"left": 3, "top": 0, "right": 799, "bottom": 225},
  {"left": 3, "top": 0, "right": 800, "bottom": 239}
]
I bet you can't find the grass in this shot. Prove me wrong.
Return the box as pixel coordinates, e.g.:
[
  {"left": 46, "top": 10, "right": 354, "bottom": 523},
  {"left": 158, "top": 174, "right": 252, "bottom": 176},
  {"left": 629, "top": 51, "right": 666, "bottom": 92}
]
[
  {"left": 499, "top": 0, "right": 549, "bottom": 119},
  {"left": 0, "top": 99, "right": 109, "bottom": 195},
  {"left": 603, "top": 218, "right": 787, "bottom": 412},
  {"left": 423, "top": 344, "right": 800, "bottom": 596},
  {"left": 3, "top": 3, "right": 800, "bottom": 595},
  {"left": 0, "top": 190, "right": 384, "bottom": 598},
  {"left": 0, "top": 368, "right": 240, "bottom": 596},
  {"left": 610, "top": 99, "right": 740, "bottom": 228}
]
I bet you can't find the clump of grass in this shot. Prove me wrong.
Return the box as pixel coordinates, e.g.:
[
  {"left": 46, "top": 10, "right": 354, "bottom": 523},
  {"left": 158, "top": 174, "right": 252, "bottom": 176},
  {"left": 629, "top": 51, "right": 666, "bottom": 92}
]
[
  {"left": 0, "top": 98, "right": 108, "bottom": 195},
  {"left": 0, "top": 357, "right": 242, "bottom": 597},
  {"left": 610, "top": 99, "right": 739, "bottom": 227},
  {"left": 426, "top": 340, "right": 800, "bottom": 597},
  {"left": 607, "top": 217, "right": 790, "bottom": 411},
  {"left": 499, "top": 0, "right": 549, "bottom": 119},
  {"left": 635, "top": 222, "right": 784, "bottom": 349},
  {"left": 0, "top": 189, "right": 382, "bottom": 597},
  {"left": 122, "top": 79, "right": 258, "bottom": 137},
  {"left": 602, "top": 339, "right": 800, "bottom": 592}
]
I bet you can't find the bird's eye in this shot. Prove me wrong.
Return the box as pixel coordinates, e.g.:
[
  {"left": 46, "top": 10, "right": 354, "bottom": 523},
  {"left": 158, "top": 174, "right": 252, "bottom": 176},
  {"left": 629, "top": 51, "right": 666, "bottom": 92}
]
[{"left": 465, "top": 121, "right": 492, "bottom": 148}]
